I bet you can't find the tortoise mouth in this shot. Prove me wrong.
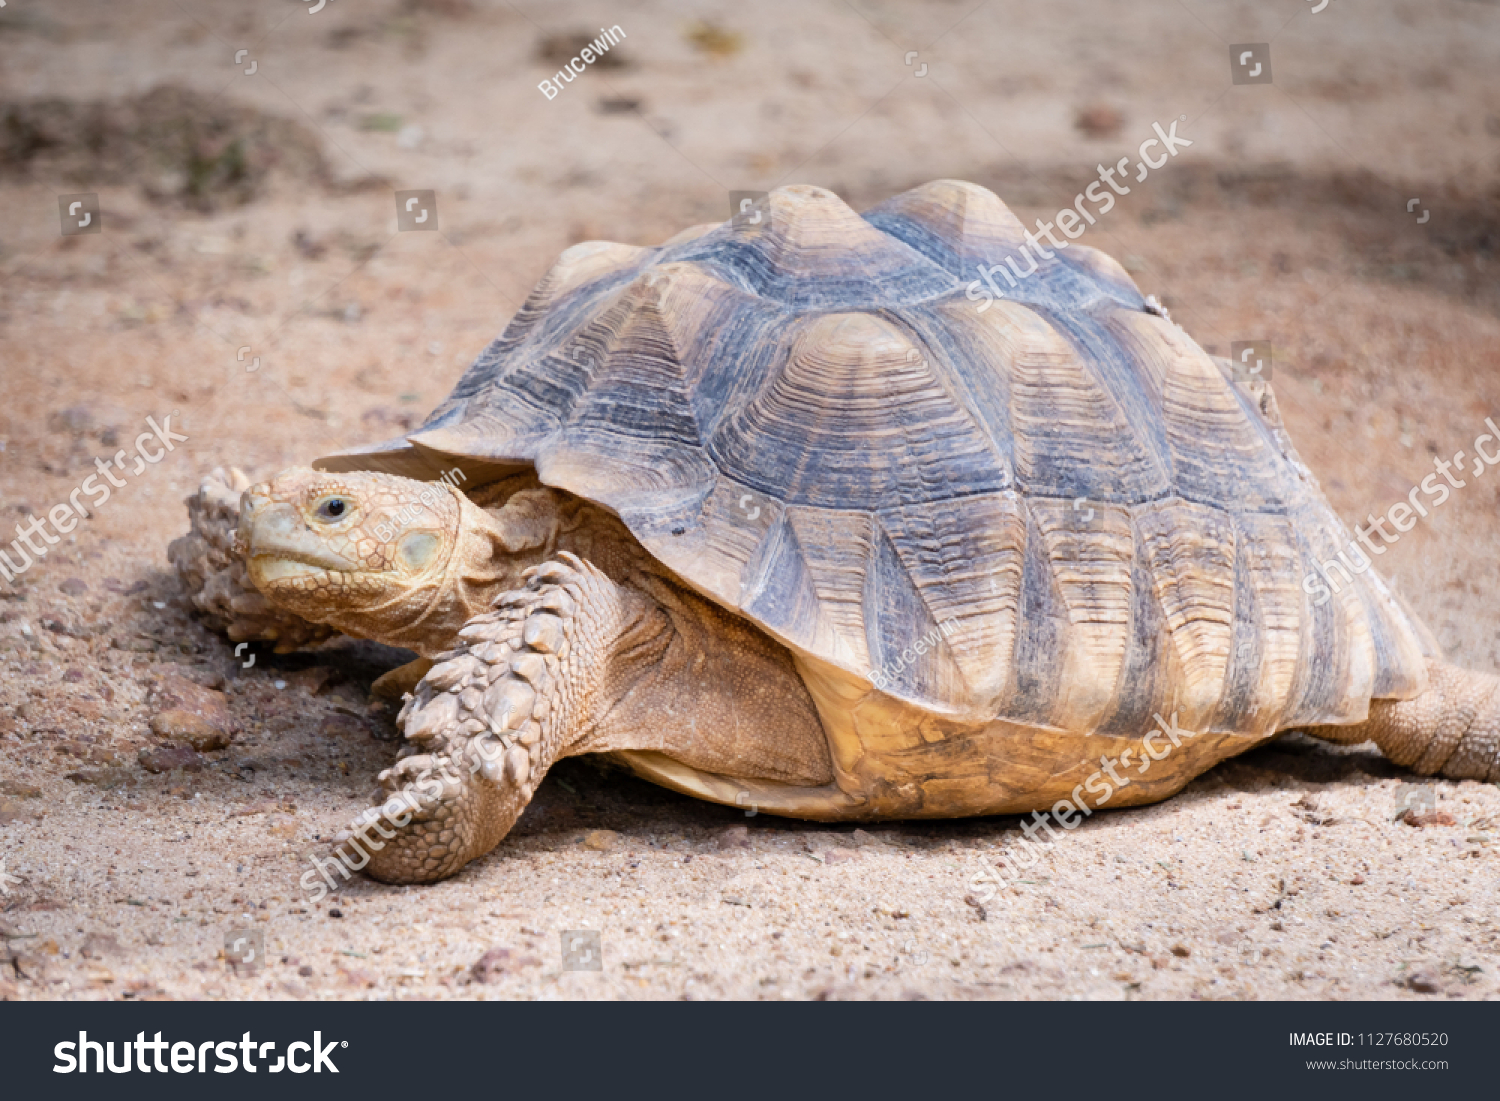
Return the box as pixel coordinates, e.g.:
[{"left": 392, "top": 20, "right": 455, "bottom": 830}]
[{"left": 249, "top": 552, "right": 354, "bottom": 584}]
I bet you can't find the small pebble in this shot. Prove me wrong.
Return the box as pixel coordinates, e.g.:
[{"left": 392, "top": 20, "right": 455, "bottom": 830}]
[
  {"left": 287, "top": 667, "right": 334, "bottom": 695},
  {"left": 1404, "top": 969, "right": 1441, "bottom": 994},
  {"left": 1403, "top": 811, "right": 1456, "bottom": 828},
  {"left": 150, "top": 711, "right": 230, "bottom": 751},
  {"left": 148, "top": 674, "right": 233, "bottom": 750},
  {"left": 318, "top": 714, "right": 368, "bottom": 739},
  {"left": 337, "top": 967, "right": 377, "bottom": 988},
  {"left": 80, "top": 933, "right": 120, "bottom": 959},
  {"left": 716, "top": 825, "right": 751, "bottom": 850},
  {"left": 471, "top": 947, "right": 514, "bottom": 983},
  {"left": 65, "top": 768, "right": 128, "bottom": 787},
  {"left": 137, "top": 745, "right": 204, "bottom": 774},
  {"left": 583, "top": 829, "right": 619, "bottom": 851}
]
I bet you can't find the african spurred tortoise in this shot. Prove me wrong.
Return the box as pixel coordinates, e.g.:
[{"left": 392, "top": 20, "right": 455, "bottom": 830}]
[{"left": 171, "top": 181, "right": 1500, "bottom": 884}]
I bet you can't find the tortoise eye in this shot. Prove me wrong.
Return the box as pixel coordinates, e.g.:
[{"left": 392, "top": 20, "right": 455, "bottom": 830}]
[{"left": 315, "top": 496, "right": 350, "bottom": 521}]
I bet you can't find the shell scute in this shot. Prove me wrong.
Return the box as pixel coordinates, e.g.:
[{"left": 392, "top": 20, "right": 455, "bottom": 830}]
[{"left": 322, "top": 180, "right": 1430, "bottom": 735}]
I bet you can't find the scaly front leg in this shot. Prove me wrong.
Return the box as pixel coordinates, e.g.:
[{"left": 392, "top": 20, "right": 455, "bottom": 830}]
[{"left": 335, "top": 553, "right": 666, "bottom": 883}]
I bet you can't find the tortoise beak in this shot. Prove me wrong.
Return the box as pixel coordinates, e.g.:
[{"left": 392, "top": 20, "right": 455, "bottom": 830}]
[
  {"left": 240, "top": 488, "right": 362, "bottom": 575},
  {"left": 237, "top": 487, "right": 271, "bottom": 551}
]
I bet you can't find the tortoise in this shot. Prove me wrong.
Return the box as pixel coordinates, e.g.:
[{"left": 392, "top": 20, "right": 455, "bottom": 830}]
[{"left": 171, "top": 180, "right": 1500, "bottom": 886}]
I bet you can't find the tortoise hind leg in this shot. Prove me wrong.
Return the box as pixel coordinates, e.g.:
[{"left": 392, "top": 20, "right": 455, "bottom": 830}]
[{"left": 1307, "top": 659, "right": 1500, "bottom": 781}]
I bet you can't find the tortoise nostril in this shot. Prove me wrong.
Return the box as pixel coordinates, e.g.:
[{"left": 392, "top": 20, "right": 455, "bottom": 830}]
[{"left": 238, "top": 494, "right": 271, "bottom": 544}]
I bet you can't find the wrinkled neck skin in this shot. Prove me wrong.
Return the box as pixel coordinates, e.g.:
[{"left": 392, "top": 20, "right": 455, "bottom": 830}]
[{"left": 312, "top": 491, "right": 550, "bottom": 657}]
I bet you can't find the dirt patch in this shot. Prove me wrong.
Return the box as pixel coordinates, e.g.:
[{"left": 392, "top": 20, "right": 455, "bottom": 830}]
[{"left": 1, "top": 84, "right": 330, "bottom": 210}]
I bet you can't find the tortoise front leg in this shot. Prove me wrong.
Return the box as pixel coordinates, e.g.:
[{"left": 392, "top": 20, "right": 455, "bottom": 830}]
[{"left": 337, "top": 553, "right": 669, "bottom": 884}]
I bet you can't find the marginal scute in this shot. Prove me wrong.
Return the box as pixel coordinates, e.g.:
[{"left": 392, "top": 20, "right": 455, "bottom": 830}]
[
  {"left": 644, "top": 469, "right": 781, "bottom": 613},
  {"left": 1133, "top": 498, "right": 1238, "bottom": 724},
  {"left": 1221, "top": 512, "right": 1305, "bottom": 733},
  {"left": 1284, "top": 508, "right": 1378, "bottom": 725},
  {"left": 1027, "top": 498, "right": 1134, "bottom": 731},
  {"left": 1342, "top": 557, "right": 1429, "bottom": 699},
  {"left": 777, "top": 507, "right": 878, "bottom": 671},
  {"left": 876, "top": 492, "right": 1028, "bottom": 713},
  {"left": 861, "top": 524, "right": 970, "bottom": 704},
  {"left": 739, "top": 509, "right": 862, "bottom": 671}
]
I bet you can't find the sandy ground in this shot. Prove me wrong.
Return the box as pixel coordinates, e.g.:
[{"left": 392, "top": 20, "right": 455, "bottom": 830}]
[{"left": 0, "top": 0, "right": 1498, "bottom": 1000}]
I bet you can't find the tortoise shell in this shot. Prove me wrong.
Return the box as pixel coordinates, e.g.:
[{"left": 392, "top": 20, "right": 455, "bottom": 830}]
[{"left": 324, "top": 181, "right": 1428, "bottom": 780}]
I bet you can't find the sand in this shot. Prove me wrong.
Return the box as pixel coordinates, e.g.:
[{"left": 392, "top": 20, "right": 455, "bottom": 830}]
[{"left": 0, "top": 0, "right": 1497, "bottom": 1001}]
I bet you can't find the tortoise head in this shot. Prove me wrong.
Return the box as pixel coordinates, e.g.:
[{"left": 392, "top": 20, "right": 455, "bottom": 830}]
[{"left": 239, "top": 467, "right": 524, "bottom": 655}]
